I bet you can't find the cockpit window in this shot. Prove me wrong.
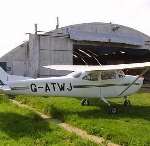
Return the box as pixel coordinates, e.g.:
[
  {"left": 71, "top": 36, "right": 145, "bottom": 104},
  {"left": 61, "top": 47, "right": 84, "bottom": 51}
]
[
  {"left": 82, "top": 72, "right": 99, "bottom": 81},
  {"left": 101, "top": 71, "right": 116, "bottom": 80}
]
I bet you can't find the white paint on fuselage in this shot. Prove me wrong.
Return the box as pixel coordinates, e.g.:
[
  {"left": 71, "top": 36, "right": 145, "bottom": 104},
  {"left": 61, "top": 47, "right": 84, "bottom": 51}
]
[{"left": 6, "top": 72, "right": 143, "bottom": 99}]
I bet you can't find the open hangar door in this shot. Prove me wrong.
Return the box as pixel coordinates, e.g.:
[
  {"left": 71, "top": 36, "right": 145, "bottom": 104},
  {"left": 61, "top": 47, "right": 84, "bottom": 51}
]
[
  {"left": 73, "top": 44, "right": 150, "bottom": 65},
  {"left": 73, "top": 44, "right": 150, "bottom": 82}
]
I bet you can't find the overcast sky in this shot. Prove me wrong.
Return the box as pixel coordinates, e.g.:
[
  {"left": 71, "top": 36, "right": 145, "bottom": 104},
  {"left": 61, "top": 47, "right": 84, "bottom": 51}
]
[{"left": 0, "top": 0, "right": 149, "bottom": 57}]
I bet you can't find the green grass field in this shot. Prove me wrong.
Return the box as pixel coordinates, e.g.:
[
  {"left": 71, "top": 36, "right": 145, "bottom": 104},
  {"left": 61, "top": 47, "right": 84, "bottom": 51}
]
[
  {"left": 15, "top": 93, "right": 150, "bottom": 146},
  {"left": 0, "top": 95, "right": 97, "bottom": 146}
]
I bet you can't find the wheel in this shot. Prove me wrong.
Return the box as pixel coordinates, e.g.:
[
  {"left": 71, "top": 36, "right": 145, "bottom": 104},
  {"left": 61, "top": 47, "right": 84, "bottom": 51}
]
[
  {"left": 81, "top": 99, "right": 90, "bottom": 106},
  {"left": 84, "top": 99, "right": 90, "bottom": 106},
  {"left": 108, "top": 106, "right": 118, "bottom": 114},
  {"left": 124, "top": 100, "right": 131, "bottom": 107}
]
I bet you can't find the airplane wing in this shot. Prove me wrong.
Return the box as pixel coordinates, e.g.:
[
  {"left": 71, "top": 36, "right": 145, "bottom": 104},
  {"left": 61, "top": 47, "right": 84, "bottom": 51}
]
[
  {"left": 44, "top": 62, "right": 150, "bottom": 97},
  {"left": 43, "top": 62, "right": 150, "bottom": 71}
]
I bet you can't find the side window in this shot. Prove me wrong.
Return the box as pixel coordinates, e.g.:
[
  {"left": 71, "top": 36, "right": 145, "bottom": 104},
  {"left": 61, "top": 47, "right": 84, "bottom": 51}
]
[
  {"left": 82, "top": 74, "right": 90, "bottom": 80},
  {"left": 118, "top": 70, "right": 125, "bottom": 78},
  {"left": 82, "top": 72, "right": 99, "bottom": 81},
  {"left": 101, "top": 71, "right": 116, "bottom": 80}
]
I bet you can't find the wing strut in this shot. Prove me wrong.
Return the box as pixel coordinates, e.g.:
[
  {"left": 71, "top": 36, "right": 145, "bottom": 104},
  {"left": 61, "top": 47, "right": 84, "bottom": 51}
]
[{"left": 119, "top": 67, "right": 150, "bottom": 96}]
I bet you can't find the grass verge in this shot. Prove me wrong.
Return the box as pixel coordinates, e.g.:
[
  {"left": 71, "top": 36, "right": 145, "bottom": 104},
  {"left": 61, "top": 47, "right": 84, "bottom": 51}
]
[
  {"left": 15, "top": 93, "right": 150, "bottom": 146},
  {"left": 0, "top": 95, "right": 98, "bottom": 146}
]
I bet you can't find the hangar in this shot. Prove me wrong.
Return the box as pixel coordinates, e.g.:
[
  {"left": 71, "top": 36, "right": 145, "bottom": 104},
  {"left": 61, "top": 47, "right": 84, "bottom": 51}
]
[{"left": 0, "top": 22, "right": 150, "bottom": 81}]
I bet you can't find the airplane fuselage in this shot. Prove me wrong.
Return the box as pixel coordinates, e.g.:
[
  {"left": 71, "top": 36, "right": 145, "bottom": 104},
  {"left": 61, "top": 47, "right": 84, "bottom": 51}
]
[{"left": 5, "top": 74, "right": 143, "bottom": 98}]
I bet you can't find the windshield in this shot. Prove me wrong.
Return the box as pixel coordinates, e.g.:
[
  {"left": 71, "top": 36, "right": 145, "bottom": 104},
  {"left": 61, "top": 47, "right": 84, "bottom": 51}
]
[{"left": 70, "top": 72, "right": 82, "bottom": 78}]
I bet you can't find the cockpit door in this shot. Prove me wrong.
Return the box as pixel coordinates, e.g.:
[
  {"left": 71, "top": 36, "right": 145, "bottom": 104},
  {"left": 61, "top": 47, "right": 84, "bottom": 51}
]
[
  {"left": 77, "top": 71, "right": 101, "bottom": 98},
  {"left": 100, "top": 71, "right": 117, "bottom": 97}
]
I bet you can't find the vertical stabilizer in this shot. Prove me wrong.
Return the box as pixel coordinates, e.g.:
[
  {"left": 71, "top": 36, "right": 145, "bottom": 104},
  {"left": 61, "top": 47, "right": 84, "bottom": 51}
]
[{"left": 0, "top": 67, "right": 8, "bottom": 84}]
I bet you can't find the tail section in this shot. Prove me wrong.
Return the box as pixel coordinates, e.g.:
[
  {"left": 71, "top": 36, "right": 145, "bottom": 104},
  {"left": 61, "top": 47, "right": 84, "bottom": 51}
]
[
  {"left": 0, "top": 67, "right": 8, "bottom": 85},
  {"left": 0, "top": 67, "right": 32, "bottom": 85},
  {"left": 0, "top": 67, "right": 32, "bottom": 95}
]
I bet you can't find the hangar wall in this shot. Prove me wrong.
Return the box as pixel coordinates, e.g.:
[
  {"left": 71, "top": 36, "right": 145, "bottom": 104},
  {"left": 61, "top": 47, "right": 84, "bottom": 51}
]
[
  {"left": 0, "top": 42, "right": 29, "bottom": 76},
  {"left": 0, "top": 22, "right": 150, "bottom": 78},
  {"left": 38, "top": 34, "right": 73, "bottom": 77},
  {"left": 0, "top": 32, "right": 73, "bottom": 77}
]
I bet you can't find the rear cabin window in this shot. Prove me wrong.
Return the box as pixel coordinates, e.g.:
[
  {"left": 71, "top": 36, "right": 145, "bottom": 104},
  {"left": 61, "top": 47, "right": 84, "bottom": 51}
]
[{"left": 101, "top": 71, "right": 116, "bottom": 80}]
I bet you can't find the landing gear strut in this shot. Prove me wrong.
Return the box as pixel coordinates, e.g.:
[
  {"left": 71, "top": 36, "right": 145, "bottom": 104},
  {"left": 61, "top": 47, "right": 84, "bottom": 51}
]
[{"left": 81, "top": 98, "right": 90, "bottom": 106}]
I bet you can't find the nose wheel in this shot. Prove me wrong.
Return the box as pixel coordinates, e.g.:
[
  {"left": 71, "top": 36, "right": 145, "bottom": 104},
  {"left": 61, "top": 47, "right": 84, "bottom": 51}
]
[{"left": 81, "top": 98, "right": 90, "bottom": 106}]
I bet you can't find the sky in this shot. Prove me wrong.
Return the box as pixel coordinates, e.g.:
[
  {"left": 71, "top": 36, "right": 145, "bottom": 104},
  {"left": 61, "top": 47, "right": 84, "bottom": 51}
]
[{"left": 0, "top": 0, "right": 150, "bottom": 57}]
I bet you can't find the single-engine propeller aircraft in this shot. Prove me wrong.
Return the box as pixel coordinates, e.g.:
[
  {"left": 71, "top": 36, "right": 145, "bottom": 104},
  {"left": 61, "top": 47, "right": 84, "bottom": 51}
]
[{"left": 0, "top": 62, "right": 150, "bottom": 113}]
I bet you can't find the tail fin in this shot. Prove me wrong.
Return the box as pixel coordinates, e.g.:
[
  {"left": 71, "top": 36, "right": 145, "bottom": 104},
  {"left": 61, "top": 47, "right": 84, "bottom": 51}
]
[
  {"left": 0, "top": 67, "right": 32, "bottom": 84},
  {"left": 0, "top": 67, "right": 8, "bottom": 85}
]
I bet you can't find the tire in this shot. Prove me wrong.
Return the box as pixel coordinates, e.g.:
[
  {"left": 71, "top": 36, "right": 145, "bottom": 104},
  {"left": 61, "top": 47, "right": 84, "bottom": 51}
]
[
  {"left": 124, "top": 100, "right": 131, "bottom": 107},
  {"left": 84, "top": 99, "right": 90, "bottom": 106},
  {"left": 108, "top": 106, "right": 118, "bottom": 114},
  {"left": 81, "top": 99, "right": 89, "bottom": 106}
]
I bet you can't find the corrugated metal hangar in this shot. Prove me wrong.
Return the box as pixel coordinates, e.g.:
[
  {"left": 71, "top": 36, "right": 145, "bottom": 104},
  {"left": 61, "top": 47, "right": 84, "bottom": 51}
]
[{"left": 0, "top": 22, "right": 150, "bottom": 81}]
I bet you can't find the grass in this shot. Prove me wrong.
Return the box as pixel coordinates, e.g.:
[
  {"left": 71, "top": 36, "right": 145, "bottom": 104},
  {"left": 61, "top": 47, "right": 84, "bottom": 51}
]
[
  {"left": 0, "top": 95, "right": 98, "bottom": 146},
  {"left": 15, "top": 93, "right": 150, "bottom": 146}
]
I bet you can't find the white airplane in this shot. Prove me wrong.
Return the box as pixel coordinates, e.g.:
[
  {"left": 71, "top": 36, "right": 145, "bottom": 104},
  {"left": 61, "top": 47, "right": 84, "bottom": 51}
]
[{"left": 0, "top": 62, "right": 150, "bottom": 113}]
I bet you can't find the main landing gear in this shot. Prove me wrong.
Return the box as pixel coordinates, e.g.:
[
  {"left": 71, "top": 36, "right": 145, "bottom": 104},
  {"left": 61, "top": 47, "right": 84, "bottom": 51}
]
[
  {"left": 124, "top": 96, "right": 131, "bottom": 107},
  {"left": 101, "top": 96, "right": 131, "bottom": 114},
  {"left": 100, "top": 97, "right": 118, "bottom": 114},
  {"left": 81, "top": 97, "right": 118, "bottom": 114},
  {"left": 81, "top": 98, "right": 90, "bottom": 106},
  {"left": 81, "top": 96, "right": 131, "bottom": 114},
  {"left": 108, "top": 106, "right": 118, "bottom": 114}
]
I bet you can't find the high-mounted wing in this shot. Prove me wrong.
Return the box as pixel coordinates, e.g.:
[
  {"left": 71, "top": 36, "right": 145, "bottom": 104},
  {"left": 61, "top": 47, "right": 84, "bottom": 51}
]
[{"left": 44, "top": 62, "right": 150, "bottom": 71}]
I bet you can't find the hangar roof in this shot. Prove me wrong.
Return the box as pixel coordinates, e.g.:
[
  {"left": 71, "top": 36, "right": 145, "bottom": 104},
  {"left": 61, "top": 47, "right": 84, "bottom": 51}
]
[
  {"left": 69, "top": 29, "right": 144, "bottom": 46},
  {"left": 50, "top": 22, "right": 150, "bottom": 48}
]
